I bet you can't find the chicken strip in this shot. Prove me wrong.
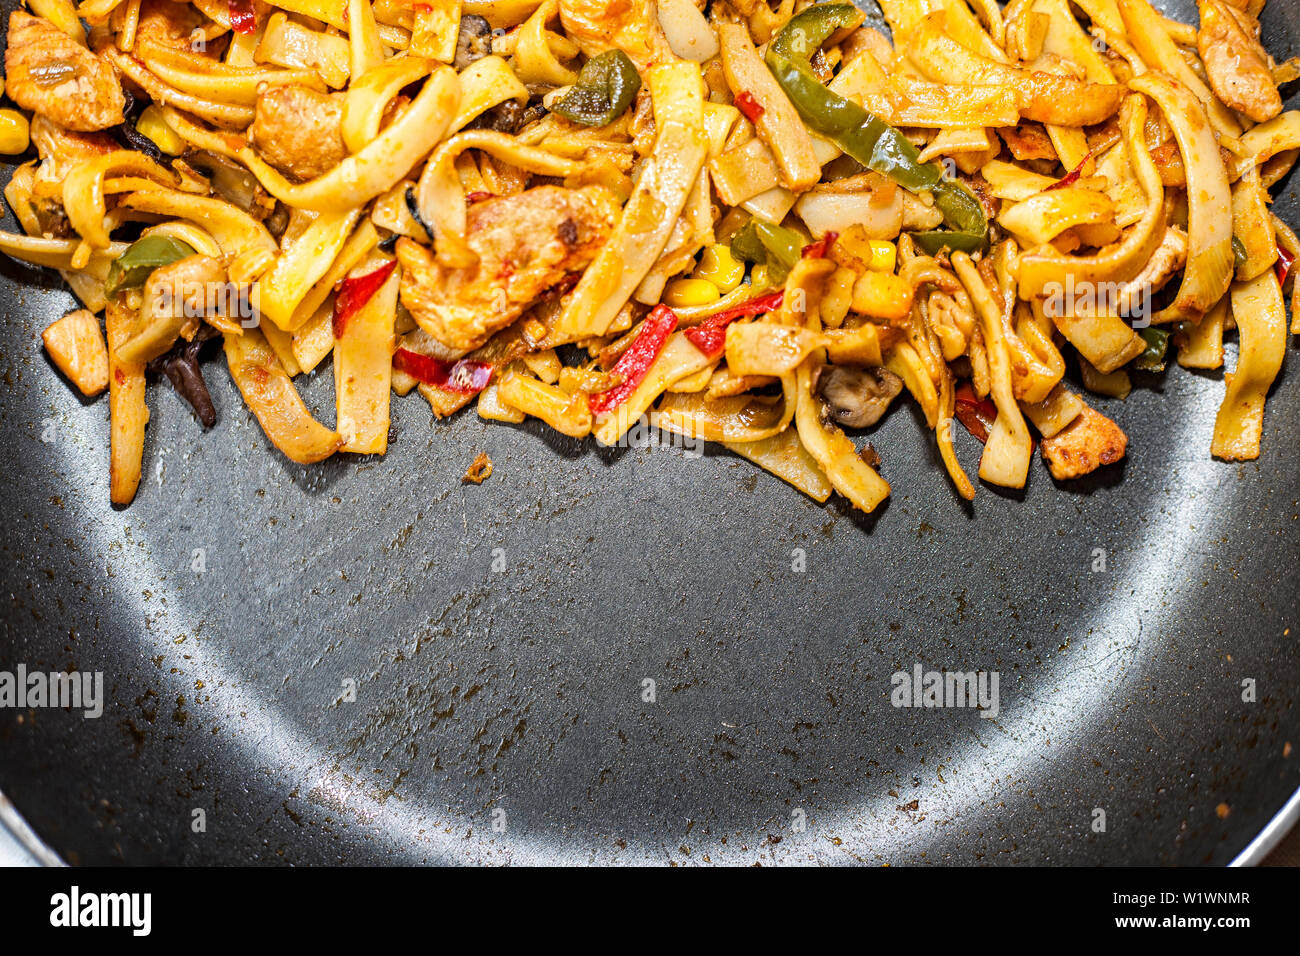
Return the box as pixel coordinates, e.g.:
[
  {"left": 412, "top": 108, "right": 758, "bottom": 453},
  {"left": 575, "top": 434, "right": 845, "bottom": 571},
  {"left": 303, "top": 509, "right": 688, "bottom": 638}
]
[
  {"left": 30, "top": 115, "right": 116, "bottom": 188},
  {"left": 1197, "top": 0, "right": 1283, "bottom": 123},
  {"left": 1115, "top": 227, "right": 1188, "bottom": 316},
  {"left": 135, "top": 0, "right": 210, "bottom": 52},
  {"left": 249, "top": 85, "right": 347, "bottom": 182},
  {"left": 4, "top": 12, "right": 125, "bottom": 131},
  {"left": 398, "top": 186, "right": 619, "bottom": 353},
  {"left": 558, "top": 0, "right": 672, "bottom": 70},
  {"left": 15, "top": 116, "right": 118, "bottom": 235},
  {"left": 1040, "top": 404, "right": 1127, "bottom": 480}
]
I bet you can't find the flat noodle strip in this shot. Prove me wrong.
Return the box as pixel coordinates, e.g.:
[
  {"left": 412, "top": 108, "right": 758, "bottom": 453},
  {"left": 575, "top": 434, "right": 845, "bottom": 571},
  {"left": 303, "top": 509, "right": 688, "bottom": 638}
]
[
  {"left": 63, "top": 151, "right": 177, "bottom": 248},
  {"left": 1129, "top": 73, "right": 1233, "bottom": 323},
  {"left": 105, "top": 298, "right": 149, "bottom": 505},
  {"left": 953, "top": 252, "right": 1033, "bottom": 489},
  {"left": 335, "top": 266, "right": 399, "bottom": 454},
  {"left": 342, "top": 56, "right": 434, "bottom": 155},
  {"left": 224, "top": 327, "right": 344, "bottom": 464},
  {"left": 556, "top": 61, "right": 709, "bottom": 338},
  {"left": 106, "top": 50, "right": 256, "bottom": 127},
  {"left": 724, "top": 429, "right": 833, "bottom": 502},
  {"left": 239, "top": 67, "right": 461, "bottom": 211},
  {"left": 1211, "top": 272, "right": 1286, "bottom": 461}
]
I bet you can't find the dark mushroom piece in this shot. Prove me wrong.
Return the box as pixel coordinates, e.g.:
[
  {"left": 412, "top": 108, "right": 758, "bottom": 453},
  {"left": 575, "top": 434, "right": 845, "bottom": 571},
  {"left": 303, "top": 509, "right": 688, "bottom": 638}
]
[
  {"left": 469, "top": 98, "right": 524, "bottom": 133},
  {"left": 815, "top": 364, "right": 903, "bottom": 429},
  {"left": 454, "top": 14, "right": 493, "bottom": 70},
  {"left": 148, "top": 326, "right": 219, "bottom": 429}
]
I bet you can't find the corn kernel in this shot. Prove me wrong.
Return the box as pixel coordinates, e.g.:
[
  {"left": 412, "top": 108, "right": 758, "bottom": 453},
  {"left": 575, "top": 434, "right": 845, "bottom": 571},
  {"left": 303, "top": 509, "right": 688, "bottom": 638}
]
[
  {"left": 0, "top": 109, "right": 29, "bottom": 155},
  {"left": 865, "top": 240, "right": 896, "bottom": 273},
  {"left": 663, "top": 277, "right": 722, "bottom": 309},
  {"left": 694, "top": 244, "right": 745, "bottom": 293},
  {"left": 836, "top": 230, "right": 897, "bottom": 272},
  {"left": 135, "top": 105, "right": 185, "bottom": 156}
]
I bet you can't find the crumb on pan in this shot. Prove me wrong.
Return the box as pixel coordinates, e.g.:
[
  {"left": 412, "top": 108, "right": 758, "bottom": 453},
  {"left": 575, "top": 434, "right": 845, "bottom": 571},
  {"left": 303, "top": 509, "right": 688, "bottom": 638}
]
[{"left": 463, "top": 451, "right": 493, "bottom": 484}]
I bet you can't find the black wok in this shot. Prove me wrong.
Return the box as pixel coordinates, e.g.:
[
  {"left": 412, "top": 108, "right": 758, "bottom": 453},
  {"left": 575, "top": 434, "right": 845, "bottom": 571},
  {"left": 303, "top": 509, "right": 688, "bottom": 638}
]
[{"left": 0, "top": 0, "right": 1296, "bottom": 865}]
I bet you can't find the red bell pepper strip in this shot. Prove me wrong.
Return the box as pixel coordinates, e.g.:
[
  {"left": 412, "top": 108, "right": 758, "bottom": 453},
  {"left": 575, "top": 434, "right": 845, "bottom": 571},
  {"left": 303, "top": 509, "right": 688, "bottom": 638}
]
[
  {"left": 735, "top": 91, "right": 765, "bottom": 123},
  {"left": 1276, "top": 244, "right": 1294, "bottom": 287},
  {"left": 333, "top": 260, "right": 398, "bottom": 338},
  {"left": 392, "top": 349, "right": 493, "bottom": 394},
  {"left": 587, "top": 305, "right": 678, "bottom": 414},
  {"left": 683, "top": 290, "right": 785, "bottom": 359},
  {"left": 228, "top": 0, "right": 257, "bottom": 34},
  {"left": 802, "top": 231, "right": 838, "bottom": 259},
  {"left": 954, "top": 381, "right": 998, "bottom": 444},
  {"left": 1046, "top": 150, "right": 1093, "bottom": 191}
]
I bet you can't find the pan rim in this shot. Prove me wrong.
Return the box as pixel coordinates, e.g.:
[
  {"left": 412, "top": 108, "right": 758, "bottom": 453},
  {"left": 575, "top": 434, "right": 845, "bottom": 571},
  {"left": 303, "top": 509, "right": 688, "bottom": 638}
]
[
  {"left": 0, "top": 788, "right": 64, "bottom": 867},
  {"left": 1229, "top": 784, "right": 1300, "bottom": 867},
  {"left": 1, "top": 782, "right": 1295, "bottom": 867}
]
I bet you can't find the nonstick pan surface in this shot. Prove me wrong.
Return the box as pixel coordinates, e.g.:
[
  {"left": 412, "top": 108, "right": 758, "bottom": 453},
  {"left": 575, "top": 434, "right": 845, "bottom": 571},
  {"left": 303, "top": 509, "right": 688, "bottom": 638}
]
[{"left": 0, "top": 0, "right": 1296, "bottom": 866}]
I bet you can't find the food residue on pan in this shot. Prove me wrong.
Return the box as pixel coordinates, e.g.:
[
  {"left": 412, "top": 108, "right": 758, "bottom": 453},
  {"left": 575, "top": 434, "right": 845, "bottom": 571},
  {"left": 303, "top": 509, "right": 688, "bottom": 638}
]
[{"left": 463, "top": 451, "right": 493, "bottom": 484}]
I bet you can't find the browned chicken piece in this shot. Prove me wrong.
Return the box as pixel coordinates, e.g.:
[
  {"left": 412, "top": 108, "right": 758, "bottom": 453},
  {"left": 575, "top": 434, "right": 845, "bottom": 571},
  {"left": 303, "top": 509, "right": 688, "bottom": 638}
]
[
  {"left": 4, "top": 12, "right": 125, "bottom": 131},
  {"left": 4, "top": 114, "right": 118, "bottom": 239},
  {"left": 1115, "top": 227, "right": 1188, "bottom": 315},
  {"left": 14, "top": 116, "right": 118, "bottom": 235},
  {"left": 42, "top": 309, "right": 109, "bottom": 397},
  {"left": 30, "top": 115, "right": 116, "bottom": 190},
  {"left": 1040, "top": 405, "right": 1128, "bottom": 480},
  {"left": 135, "top": 0, "right": 210, "bottom": 52},
  {"left": 397, "top": 186, "right": 619, "bottom": 353},
  {"left": 558, "top": 0, "right": 672, "bottom": 70},
  {"left": 1197, "top": 0, "right": 1283, "bottom": 123},
  {"left": 998, "top": 123, "right": 1057, "bottom": 162},
  {"left": 249, "top": 85, "right": 347, "bottom": 182}
]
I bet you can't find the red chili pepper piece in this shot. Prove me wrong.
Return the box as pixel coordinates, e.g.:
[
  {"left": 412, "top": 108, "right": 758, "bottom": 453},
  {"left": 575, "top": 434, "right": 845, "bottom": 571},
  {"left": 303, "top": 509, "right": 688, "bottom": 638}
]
[
  {"left": 228, "top": 0, "right": 257, "bottom": 34},
  {"left": 465, "top": 191, "right": 496, "bottom": 203},
  {"left": 683, "top": 290, "right": 785, "bottom": 359},
  {"left": 954, "top": 381, "right": 998, "bottom": 444},
  {"left": 1276, "top": 245, "right": 1294, "bottom": 287},
  {"left": 333, "top": 260, "right": 398, "bottom": 338},
  {"left": 1046, "top": 150, "right": 1093, "bottom": 191},
  {"left": 393, "top": 349, "right": 493, "bottom": 394},
  {"left": 735, "top": 91, "right": 765, "bottom": 123},
  {"left": 587, "top": 305, "right": 679, "bottom": 414},
  {"left": 802, "top": 231, "right": 839, "bottom": 259}
]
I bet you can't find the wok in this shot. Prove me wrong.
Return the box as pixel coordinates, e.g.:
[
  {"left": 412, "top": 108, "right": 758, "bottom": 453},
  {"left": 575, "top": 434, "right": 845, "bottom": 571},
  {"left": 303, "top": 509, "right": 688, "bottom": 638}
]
[{"left": 0, "top": 0, "right": 1296, "bottom": 866}]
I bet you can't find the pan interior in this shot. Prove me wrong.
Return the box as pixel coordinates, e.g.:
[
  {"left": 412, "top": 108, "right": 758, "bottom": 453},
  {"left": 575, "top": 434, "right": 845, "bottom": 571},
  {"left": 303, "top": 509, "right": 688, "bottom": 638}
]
[{"left": 0, "top": 0, "right": 1296, "bottom": 865}]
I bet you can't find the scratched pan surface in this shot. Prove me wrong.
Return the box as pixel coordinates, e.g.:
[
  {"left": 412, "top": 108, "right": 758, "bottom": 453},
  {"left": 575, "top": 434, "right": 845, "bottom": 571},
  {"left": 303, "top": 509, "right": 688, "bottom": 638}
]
[{"left": 1, "top": 0, "right": 1298, "bottom": 866}]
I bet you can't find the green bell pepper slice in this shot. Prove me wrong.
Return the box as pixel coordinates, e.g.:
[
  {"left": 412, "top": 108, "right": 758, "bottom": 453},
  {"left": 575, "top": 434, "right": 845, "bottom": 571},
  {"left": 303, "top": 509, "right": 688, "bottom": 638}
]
[
  {"left": 765, "top": 3, "right": 989, "bottom": 255},
  {"left": 730, "top": 220, "right": 805, "bottom": 282},
  {"left": 552, "top": 50, "right": 642, "bottom": 127},
  {"left": 1133, "top": 326, "right": 1170, "bottom": 372},
  {"left": 105, "top": 236, "right": 197, "bottom": 297}
]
